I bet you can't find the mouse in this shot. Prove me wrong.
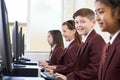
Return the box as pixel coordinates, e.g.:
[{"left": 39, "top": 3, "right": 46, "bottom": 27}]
[{"left": 41, "top": 67, "right": 45, "bottom": 72}]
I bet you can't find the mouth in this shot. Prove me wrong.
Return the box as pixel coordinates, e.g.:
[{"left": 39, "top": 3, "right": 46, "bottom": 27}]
[
  {"left": 79, "top": 28, "right": 84, "bottom": 32},
  {"left": 77, "top": 27, "right": 84, "bottom": 31},
  {"left": 98, "top": 22, "right": 103, "bottom": 27},
  {"left": 64, "top": 36, "right": 67, "bottom": 39}
]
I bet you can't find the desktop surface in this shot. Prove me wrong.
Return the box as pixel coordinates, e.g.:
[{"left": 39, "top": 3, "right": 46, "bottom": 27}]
[{"left": 2, "top": 76, "right": 45, "bottom": 80}]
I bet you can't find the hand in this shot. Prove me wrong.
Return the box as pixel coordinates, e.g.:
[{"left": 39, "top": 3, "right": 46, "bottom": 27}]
[
  {"left": 38, "top": 61, "right": 48, "bottom": 67},
  {"left": 47, "top": 65, "right": 56, "bottom": 70},
  {"left": 54, "top": 73, "right": 67, "bottom": 80},
  {"left": 45, "top": 68, "right": 54, "bottom": 74}
]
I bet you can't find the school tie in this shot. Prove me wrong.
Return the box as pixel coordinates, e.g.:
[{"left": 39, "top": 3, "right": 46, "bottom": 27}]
[{"left": 102, "top": 42, "right": 110, "bottom": 65}]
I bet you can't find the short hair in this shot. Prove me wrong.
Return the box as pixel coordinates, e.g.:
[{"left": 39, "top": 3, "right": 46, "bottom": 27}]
[{"left": 73, "top": 8, "right": 95, "bottom": 21}]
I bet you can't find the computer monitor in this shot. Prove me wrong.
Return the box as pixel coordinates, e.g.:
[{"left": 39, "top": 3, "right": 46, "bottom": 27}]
[
  {"left": 12, "top": 21, "right": 20, "bottom": 62},
  {"left": 19, "top": 33, "right": 31, "bottom": 61},
  {"left": 22, "top": 34, "right": 25, "bottom": 56},
  {"left": 18, "top": 27, "right": 23, "bottom": 57},
  {"left": 13, "top": 24, "right": 30, "bottom": 62},
  {"left": 17, "top": 27, "right": 26, "bottom": 60},
  {"left": 0, "top": 0, "right": 13, "bottom": 75}
]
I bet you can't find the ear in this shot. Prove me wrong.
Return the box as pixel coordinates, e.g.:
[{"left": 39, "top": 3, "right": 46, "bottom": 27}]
[
  {"left": 115, "top": 7, "right": 120, "bottom": 19},
  {"left": 72, "top": 29, "right": 76, "bottom": 35},
  {"left": 93, "top": 19, "right": 96, "bottom": 24},
  {"left": 91, "top": 19, "right": 96, "bottom": 25},
  {"left": 115, "top": 7, "right": 120, "bottom": 27}
]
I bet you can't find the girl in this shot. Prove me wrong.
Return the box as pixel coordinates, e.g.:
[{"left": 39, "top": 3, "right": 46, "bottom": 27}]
[
  {"left": 95, "top": 0, "right": 120, "bottom": 80},
  {"left": 46, "top": 20, "right": 81, "bottom": 75},
  {"left": 39, "top": 30, "right": 64, "bottom": 66}
]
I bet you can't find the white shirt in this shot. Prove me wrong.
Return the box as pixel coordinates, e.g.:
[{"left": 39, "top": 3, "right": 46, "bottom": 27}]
[
  {"left": 64, "top": 39, "right": 74, "bottom": 48},
  {"left": 49, "top": 44, "right": 57, "bottom": 60},
  {"left": 82, "top": 29, "right": 94, "bottom": 43},
  {"left": 109, "top": 29, "right": 120, "bottom": 44},
  {"left": 51, "top": 44, "right": 57, "bottom": 51}
]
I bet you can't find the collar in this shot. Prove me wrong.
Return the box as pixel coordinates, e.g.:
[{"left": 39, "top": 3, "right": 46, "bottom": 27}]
[
  {"left": 51, "top": 44, "right": 57, "bottom": 51},
  {"left": 64, "top": 39, "right": 74, "bottom": 48},
  {"left": 82, "top": 29, "right": 94, "bottom": 43},
  {"left": 109, "top": 29, "right": 120, "bottom": 44}
]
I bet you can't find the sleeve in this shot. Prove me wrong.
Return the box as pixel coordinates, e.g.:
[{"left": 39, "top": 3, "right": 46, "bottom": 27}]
[
  {"left": 54, "top": 45, "right": 80, "bottom": 75},
  {"left": 67, "top": 35, "right": 105, "bottom": 80}
]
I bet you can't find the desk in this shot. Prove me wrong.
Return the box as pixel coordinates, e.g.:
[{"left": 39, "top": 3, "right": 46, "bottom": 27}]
[
  {"left": 12, "top": 65, "right": 43, "bottom": 77},
  {"left": 2, "top": 76, "right": 45, "bottom": 80}
]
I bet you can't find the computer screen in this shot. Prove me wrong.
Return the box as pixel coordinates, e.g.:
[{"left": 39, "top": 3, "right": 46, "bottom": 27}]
[
  {"left": 0, "top": 0, "right": 13, "bottom": 75},
  {"left": 12, "top": 21, "right": 20, "bottom": 62},
  {"left": 18, "top": 27, "right": 23, "bottom": 57},
  {"left": 22, "top": 34, "right": 25, "bottom": 56}
]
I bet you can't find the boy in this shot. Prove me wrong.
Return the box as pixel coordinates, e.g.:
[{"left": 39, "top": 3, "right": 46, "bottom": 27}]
[{"left": 54, "top": 8, "right": 105, "bottom": 80}]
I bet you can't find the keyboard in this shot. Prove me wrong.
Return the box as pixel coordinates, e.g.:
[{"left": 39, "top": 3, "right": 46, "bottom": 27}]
[
  {"left": 14, "top": 60, "right": 37, "bottom": 65},
  {"left": 2, "top": 76, "right": 45, "bottom": 80},
  {"left": 20, "top": 57, "right": 31, "bottom": 61},
  {"left": 41, "top": 72, "right": 63, "bottom": 80}
]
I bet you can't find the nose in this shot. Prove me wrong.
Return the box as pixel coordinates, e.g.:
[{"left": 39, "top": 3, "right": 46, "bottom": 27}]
[
  {"left": 76, "top": 26, "right": 80, "bottom": 29},
  {"left": 76, "top": 24, "right": 82, "bottom": 30},
  {"left": 96, "top": 15, "right": 100, "bottom": 22},
  {"left": 62, "top": 33, "right": 65, "bottom": 37}
]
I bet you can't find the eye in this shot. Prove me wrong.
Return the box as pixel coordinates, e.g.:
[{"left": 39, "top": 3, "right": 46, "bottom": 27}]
[
  {"left": 80, "top": 20, "right": 85, "bottom": 23},
  {"left": 75, "top": 21, "right": 78, "bottom": 24},
  {"left": 98, "top": 9, "right": 104, "bottom": 14}
]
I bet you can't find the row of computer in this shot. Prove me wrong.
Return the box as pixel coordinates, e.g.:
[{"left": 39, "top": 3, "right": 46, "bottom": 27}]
[
  {"left": 0, "top": 0, "right": 62, "bottom": 80},
  {"left": 0, "top": 0, "right": 38, "bottom": 76},
  {"left": 12, "top": 21, "right": 37, "bottom": 65}
]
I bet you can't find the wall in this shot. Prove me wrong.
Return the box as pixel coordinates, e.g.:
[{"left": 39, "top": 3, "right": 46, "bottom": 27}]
[
  {"left": 24, "top": 52, "right": 49, "bottom": 62},
  {"left": 9, "top": 23, "right": 27, "bottom": 48},
  {"left": 26, "top": 0, "right": 62, "bottom": 52},
  {"left": 8, "top": 0, "right": 110, "bottom": 61}
]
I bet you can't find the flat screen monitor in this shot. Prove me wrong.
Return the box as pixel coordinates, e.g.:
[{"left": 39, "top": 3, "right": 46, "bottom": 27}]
[
  {"left": 0, "top": 0, "right": 13, "bottom": 75},
  {"left": 18, "top": 27, "right": 23, "bottom": 57},
  {"left": 22, "top": 34, "right": 25, "bottom": 56},
  {"left": 12, "top": 21, "right": 20, "bottom": 62}
]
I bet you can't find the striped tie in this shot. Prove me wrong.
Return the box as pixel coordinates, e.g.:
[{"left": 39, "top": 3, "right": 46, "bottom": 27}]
[{"left": 102, "top": 42, "right": 110, "bottom": 64}]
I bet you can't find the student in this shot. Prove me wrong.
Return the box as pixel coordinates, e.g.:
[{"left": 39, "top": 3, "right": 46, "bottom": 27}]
[
  {"left": 39, "top": 30, "right": 64, "bottom": 66},
  {"left": 54, "top": 8, "right": 105, "bottom": 80},
  {"left": 95, "top": 0, "right": 120, "bottom": 80},
  {"left": 45, "top": 20, "right": 81, "bottom": 74}
]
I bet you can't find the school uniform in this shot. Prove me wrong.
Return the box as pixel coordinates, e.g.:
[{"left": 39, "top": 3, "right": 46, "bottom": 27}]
[
  {"left": 98, "top": 30, "right": 120, "bottom": 80},
  {"left": 66, "top": 29, "right": 105, "bottom": 80},
  {"left": 49, "top": 45, "right": 64, "bottom": 65},
  {"left": 54, "top": 39, "right": 80, "bottom": 75}
]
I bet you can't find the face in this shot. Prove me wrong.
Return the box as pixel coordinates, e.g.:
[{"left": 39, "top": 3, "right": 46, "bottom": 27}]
[
  {"left": 62, "top": 25, "right": 75, "bottom": 41},
  {"left": 95, "top": 1, "right": 119, "bottom": 34},
  {"left": 47, "top": 32, "right": 54, "bottom": 45},
  {"left": 74, "top": 16, "right": 95, "bottom": 36}
]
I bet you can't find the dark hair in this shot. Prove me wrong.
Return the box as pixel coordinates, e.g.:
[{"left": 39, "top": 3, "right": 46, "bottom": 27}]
[
  {"left": 62, "top": 20, "right": 82, "bottom": 44},
  {"left": 95, "top": 0, "right": 120, "bottom": 8},
  {"left": 73, "top": 8, "right": 95, "bottom": 21},
  {"left": 95, "top": 0, "right": 120, "bottom": 27},
  {"left": 49, "top": 30, "right": 64, "bottom": 48}
]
